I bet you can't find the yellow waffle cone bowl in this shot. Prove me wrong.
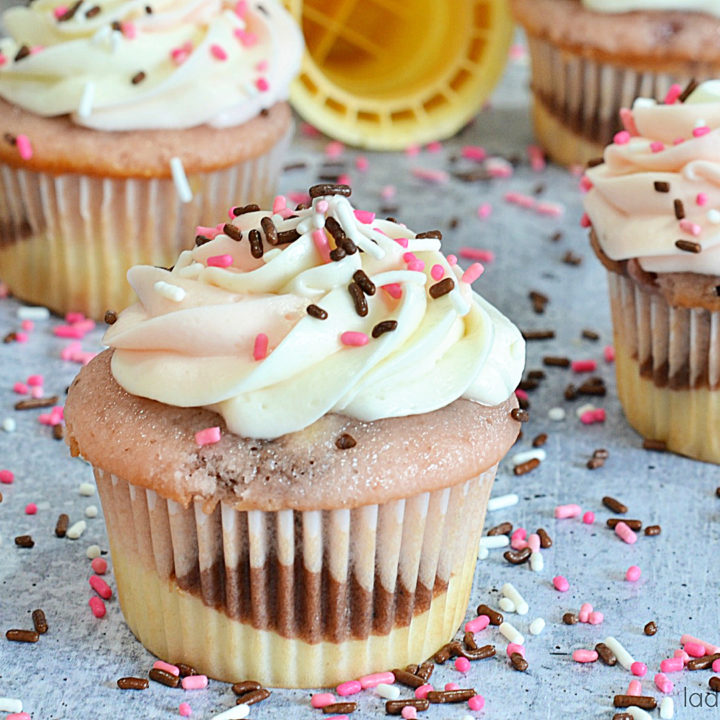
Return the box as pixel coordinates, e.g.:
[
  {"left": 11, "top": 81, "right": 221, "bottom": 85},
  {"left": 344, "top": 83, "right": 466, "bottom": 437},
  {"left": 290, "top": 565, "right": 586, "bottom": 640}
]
[{"left": 283, "top": 0, "right": 513, "bottom": 150}]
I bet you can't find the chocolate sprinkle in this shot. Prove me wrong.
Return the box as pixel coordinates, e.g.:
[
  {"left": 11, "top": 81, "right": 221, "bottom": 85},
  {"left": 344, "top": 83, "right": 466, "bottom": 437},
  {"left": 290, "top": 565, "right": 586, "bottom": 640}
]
[
  {"left": 582, "top": 328, "right": 600, "bottom": 340},
  {"left": 602, "top": 496, "right": 628, "bottom": 514},
  {"left": 260, "top": 216, "right": 278, "bottom": 245},
  {"left": 653, "top": 181, "right": 670, "bottom": 193},
  {"left": 678, "top": 78, "right": 698, "bottom": 103},
  {"left": 223, "top": 223, "right": 243, "bottom": 241},
  {"left": 348, "top": 282, "right": 368, "bottom": 317},
  {"left": 675, "top": 239, "right": 701, "bottom": 253},
  {"left": 643, "top": 438, "right": 666, "bottom": 452},
  {"left": 587, "top": 157, "right": 604, "bottom": 168},
  {"left": 117, "top": 677, "right": 149, "bottom": 690},
  {"left": 308, "top": 183, "right": 351, "bottom": 199},
  {"left": 335, "top": 433, "right": 356, "bottom": 450},
  {"left": 321, "top": 702, "right": 355, "bottom": 714},
  {"left": 14, "top": 45, "right": 31, "bottom": 62},
  {"left": 595, "top": 642, "right": 618, "bottom": 666},
  {"left": 504, "top": 547, "right": 531, "bottom": 564},
  {"left": 195, "top": 235, "right": 212, "bottom": 247},
  {"left": 562, "top": 612, "right": 578, "bottom": 625},
  {"left": 233, "top": 204, "right": 260, "bottom": 216},
  {"left": 513, "top": 458, "right": 540, "bottom": 476},
  {"left": 329, "top": 247, "right": 346, "bottom": 262},
  {"left": 104, "top": 310, "right": 118, "bottom": 325},
  {"left": 352, "top": 269, "right": 376, "bottom": 295},
  {"left": 14, "top": 535, "right": 34, "bottom": 548},
  {"left": 427, "top": 689, "right": 476, "bottom": 703},
  {"left": 613, "top": 695, "right": 657, "bottom": 710},
  {"left": 644, "top": 621, "right": 658, "bottom": 636},
  {"left": 476, "top": 604, "right": 503, "bottom": 625},
  {"left": 510, "top": 408, "right": 529, "bottom": 422},
  {"left": 429, "top": 277, "right": 454, "bottom": 298},
  {"left": 276, "top": 229, "right": 300, "bottom": 245},
  {"left": 85, "top": 5, "right": 100, "bottom": 17},
  {"left": 645, "top": 524, "right": 662, "bottom": 536},
  {"left": 248, "top": 229, "right": 263, "bottom": 259},
  {"left": 55, "top": 513, "right": 69, "bottom": 538},
  {"left": 391, "top": 668, "right": 424, "bottom": 688},
  {"left": 688, "top": 653, "right": 720, "bottom": 670},
  {"left": 543, "top": 355, "right": 570, "bottom": 367},
  {"left": 149, "top": 668, "right": 180, "bottom": 688},
  {"left": 510, "top": 653, "right": 528, "bottom": 671},
  {"left": 306, "top": 304, "right": 328, "bottom": 320},
  {"left": 232, "top": 681, "right": 261, "bottom": 695},
  {"left": 487, "top": 522, "right": 512, "bottom": 536},
  {"left": 57, "top": 0, "right": 83, "bottom": 21},
  {"left": 235, "top": 688, "right": 271, "bottom": 706},
  {"left": 6, "top": 629, "right": 39, "bottom": 642},
  {"left": 371, "top": 320, "right": 397, "bottom": 338},
  {"left": 532, "top": 433, "right": 548, "bottom": 447},
  {"left": 607, "top": 518, "right": 642, "bottom": 531},
  {"left": 537, "top": 528, "right": 552, "bottom": 548},
  {"left": 415, "top": 230, "right": 443, "bottom": 240},
  {"left": 15, "top": 396, "right": 59, "bottom": 411},
  {"left": 673, "top": 198, "right": 685, "bottom": 220},
  {"left": 522, "top": 329, "right": 555, "bottom": 340},
  {"left": 131, "top": 71, "right": 146, "bottom": 85},
  {"left": 386, "top": 699, "right": 429, "bottom": 714},
  {"left": 31, "top": 609, "right": 48, "bottom": 634}
]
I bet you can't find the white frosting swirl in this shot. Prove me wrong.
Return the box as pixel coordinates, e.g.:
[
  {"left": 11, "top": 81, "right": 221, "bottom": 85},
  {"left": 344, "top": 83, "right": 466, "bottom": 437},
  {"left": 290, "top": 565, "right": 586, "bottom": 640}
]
[
  {"left": 104, "top": 194, "right": 525, "bottom": 439},
  {"left": 0, "top": 0, "right": 302, "bottom": 130},
  {"left": 583, "top": 0, "right": 720, "bottom": 15},
  {"left": 584, "top": 81, "right": 720, "bottom": 275}
]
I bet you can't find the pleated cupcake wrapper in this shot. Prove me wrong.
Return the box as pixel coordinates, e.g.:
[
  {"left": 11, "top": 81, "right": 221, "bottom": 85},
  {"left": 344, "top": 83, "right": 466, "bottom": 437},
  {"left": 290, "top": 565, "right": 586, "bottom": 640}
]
[
  {"left": 0, "top": 123, "right": 291, "bottom": 320},
  {"left": 524, "top": 33, "right": 718, "bottom": 151},
  {"left": 93, "top": 464, "right": 496, "bottom": 686},
  {"left": 607, "top": 269, "right": 720, "bottom": 462}
]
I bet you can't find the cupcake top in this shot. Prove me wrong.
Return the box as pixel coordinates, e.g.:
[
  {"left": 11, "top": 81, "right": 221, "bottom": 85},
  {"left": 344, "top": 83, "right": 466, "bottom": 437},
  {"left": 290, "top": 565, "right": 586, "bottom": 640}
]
[
  {"left": 0, "top": 0, "right": 302, "bottom": 131},
  {"left": 583, "top": 0, "right": 720, "bottom": 15},
  {"left": 584, "top": 81, "right": 720, "bottom": 276},
  {"left": 103, "top": 185, "right": 525, "bottom": 441}
]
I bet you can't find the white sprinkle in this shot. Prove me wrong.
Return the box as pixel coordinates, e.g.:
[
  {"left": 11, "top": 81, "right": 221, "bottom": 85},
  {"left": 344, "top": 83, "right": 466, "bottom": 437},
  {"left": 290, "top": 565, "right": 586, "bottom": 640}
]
[
  {"left": 110, "top": 29, "right": 122, "bottom": 52},
  {"left": 91, "top": 25, "right": 111, "bottom": 44},
  {"left": 154, "top": 280, "right": 186, "bottom": 302},
  {"left": 271, "top": 213, "right": 284, "bottom": 225},
  {"left": 498, "top": 597, "right": 516, "bottom": 613},
  {"left": 632, "top": 97, "right": 656, "bottom": 109},
  {"left": 659, "top": 697, "right": 674, "bottom": 719},
  {"left": 170, "top": 157, "right": 193, "bottom": 204},
  {"left": 262, "top": 248, "right": 282, "bottom": 263},
  {"left": 85, "top": 505, "right": 98, "bottom": 518},
  {"left": 78, "top": 482, "right": 95, "bottom": 496},
  {"left": 375, "top": 683, "right": 400, "bottom": 700},
  {"left": 499, "top": 620, "right": 524, "bottom": 645},
  {"left": 296, "top": 218, "right": 313, "bottom": 234},
  {"left": 626, "top": 707, "right": 653, "bottom": 720},
  {"left": 478, "top": 544, "right": 489, "bottom": 560},
  {"left": 511, "top": 448, "right": 546, "bottom": 467},
  {"left": 312, "top": 213, "right": 325, "bottom": 229},
  {"left": 708, "top": 209, "right": 720, "bottom": 224},
  {"left": 66, "top": 520, "right": 87, "bottom": 540},
  {"left": 487, "top": 493, "right": 519, "bottom": 512},
  {"left": 695, "top": 118, "right": 707, "bottom": 128},
  {"left": 86, "top": 544, "right": 102, "bottom": 559},
  {"left": 576, "top": 402, "right": 596, "bottom": 418},
  {"left": 178, "top": 262, "right": 204, "bottom": 279},
  {"left": 78, "top": 81, "right": 95, "bottom": 119},
  {"left": 479, "top": 535, "right": 509, "bottom": 549},
  {"left": 529, "top": 617, "right": 546, "bottom": 635},
  {"left": 2, "top": 418, "right": 16, "bottom": 432},
  {"left": 530, "top": 551, "right": 544, "bottom": 572},
  {"left": 548, "top": 406, "right": 566, "bottom": 421},
  {"left": 450, "top": 289, "right": 471, "bottom": 316},
  {"left": 211, "top": 703, "right": 249, "bottom": 720},
  {"left": 602, "top": 636, "right": 635, "bottom": 670},
  {"left": 501, "top": 582, "right": 529, "bottom": 615},
  {"left": 0, "top": 698, "right": 22, "bottom": 713},
  {"left": 17, "top": 306, "right": 50, "bottom": 320}
]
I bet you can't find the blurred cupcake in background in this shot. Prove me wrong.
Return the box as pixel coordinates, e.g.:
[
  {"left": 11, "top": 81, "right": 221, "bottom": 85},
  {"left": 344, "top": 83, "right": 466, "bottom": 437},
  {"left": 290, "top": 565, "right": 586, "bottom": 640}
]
[
  {"left": 0, "top": 0, "right": 302, "bottom": 319},
  {"left": 511, "top": 0, "right": 720, "bottom": 166}
]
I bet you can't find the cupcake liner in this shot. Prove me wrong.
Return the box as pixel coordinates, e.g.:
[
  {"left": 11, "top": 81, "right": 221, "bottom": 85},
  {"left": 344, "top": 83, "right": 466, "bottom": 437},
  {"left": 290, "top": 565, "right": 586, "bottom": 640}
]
[
  {"left": 93, "top": 464, "right": 497, "bottom": 687},
  {"left": 0, "top": 123, "right": 291, "bottom": 320},
  {"left": 524, "top": 33, "right": 716, "bottom": 165},
  {"left": 607, "top": 268, "right": 720, "bottom": 462}
]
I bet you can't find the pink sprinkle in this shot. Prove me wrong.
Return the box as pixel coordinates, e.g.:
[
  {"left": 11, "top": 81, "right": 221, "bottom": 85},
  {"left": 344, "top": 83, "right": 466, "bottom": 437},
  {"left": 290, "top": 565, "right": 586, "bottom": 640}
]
[
  {"left": 401, "top": 708, "right": 417, "bottom": 720},
  {"left": 535, "top": 201, "right": 565, "bottom": 217},
  {"left": 615, "top": 521, "right": 637, "bottom": 545},
  {"left": 88, "top": 596, "right": 106, "bottom": 618},
  {"left": 447, "top": 254, "right": 458, "bottom": 266},
  {"left": 91, "top": 557, "right": 108, "bottom": 575},
  {"left": 528, "top": 144, "right": 546, "bottom": 172},
  {"left": 582, "top": 511, "right": 595, "bottom": 524},
  {"left": 392, "top": 236, "right": 409, "bottom": 248},
  {"left": 713, "top": 658, "right": 720, "bottom": 672},
  {"left": 234, "top": 0, "right": 247, "bottom": 16},
  {"left": 680, "top": 634, "right": 720, "bottom": 655},
  {"left": 572, "top": 649, "right": 598, "bottom": 663},
  {"left": 179, "top": 702, "right": 192, "bottom": 717},
  {"left": 477, "top": 203, "right": 493, "bottom": 219},
  {"left": 256, "top": 77, "right": 270, "bottom": 92},
  {"left": 693, "top": 125, "right": 711, "bottom": 137},
  {"left": 411, "top": 167, "right": 449, "bottom": 184},
  {"left": 0, "top": 54, "right": 5, "bottom": 67},
  {"left": 154, "top": 661, "right": 180, "bottom": 676},
  {"left": 414, "top": 684, "right": 433, "bottom": 699},
  {"left": 553, "top": 575, "right": 570, "bottom": 592},
  {"left": 631, "top": 661, "right": 647, "bottom": 677},
  {"left": 580, "top": 212, "right": 591, "bottom": 228},
  {"left": 182, "top": 675, "right": 208, "bottom": 690},
  {"left": 16, "top": 134, "right": 33, "bottom": 161},
  {"left": 511, "top": 527, "right": 527, "bottom": 545},
  {"left": 21, "top": 320, "right": 34, "bottom": 331},
  {"left": 312, "top": 229, "right": 331, "bottom": 263},
  {"left": 593, "top": 408, "right": 605, "bottom": 426},
  {"left": 31, "top": 386, "right": 45, "bottom": 399},
  {"left": 0, "top": 469, "right": 14, "bottom": 484},
  {"left": 572, "top": 359, "right": 597, "bottom": 373},
  {"left": 405, "top": 143, "right": 421, "bottom": 157},
  {"left": 461, "top": 262, "right": 484, "bottom": 285},
  {"left": 614, "top": 130, "right": 631, "bottom": 145},
  {"left": 53, "top": 5, "right": 68, "bottom": 17},
  {"left": 121, "top": 22, "right": 136, "bottom": 39},
  {"left": 604, "top": 345, "right": 615, "bottom": 363},
  {"left": 684, "top": 641, "right": 706, "bottom": 658},
  {"left": 382, "top": 284, "right": 403, "bottom": 299},
  {"left": 527, "top": 533, "right": 540, "bottom": 553},
  {"left": 660, "top": 657, "right": 684, "bottom": 673},
  {"left": 459, "top": 247, "right": 496, "bottom": 263},
  {"left": 336, "top": 680, "right": 362, "bottom": 696},
  {"left": 514, "top": 388, "right": 528, "bottom": 402},
  {"left": 207, "top": 254, "right": 233, "bottom": 268},
  {"left": 454, "top": 657, "right": 471, "bottom": 673},
  {"left": 354, "top": 209, "right": 376, "bottom": 224},
  {"left": 619, "top": 108, "right": 639, "bottom": 136},
  {"left": 650, "top": 141, "right": 665, "bottom": 153},
  {"left": 426, "top": 140, "right": 442, "bottom": 153},
  {"left": 89, "top": 575, "right": 112, "bottom": 600},
  {"left": 461, "top": 145, "right": 486, "bottom": 162},
  {"left": 578, "top": 603, "right": 593, "bottom": 623},
  {"left": 626, "top": 565, "right": 641, "bottom": 582},
  {"left": 171, "top": 43, "right": 193, "bottom": 64},
  {"left": 664, "top": 84, "right": 683, "bottom": 104},
  {"left": 311, "top": 693, "right": 336, "bottom": 708},
  {"left": 272, "top": 195, "right": 287, "bottom": 214},
  {"left": 341, "top": 331, "right": 369, "bottom": 347},
  {"left": 580, "top": 409, "right": 600, "bottom": 425},
  {"left": 255, "top": 59, "right": 269, "bottom": 73},
  {"left": 486, "top": 157, "right": 513, "bottom": 178},
  {"left": 465, "top": 615, "right": 490, "bottom": 633},
  {"left": 679, "top": 219, "right": 702, "bottom": 236},
  {"left": 15, "top": 332, "right": 28, "bottom": 342},
  {"left": 380, "top": 185, "right": 396, "bottom": 200},
  {"left": 507, "top": 643, "right": 525, "bottom": 658},
  {"left": 27, "top": 374, "right": 43, "bottom": 387},
  {"left": 697, "top": 192, "right": 709, "bottom": 206},
  {"left": 337, "top": 173, "right": 351, "bottom": 186},
  {"left": 674, "top": 137, "right": 685, "bottom": 146},
  {"left": 554, "top": 504, "right": 581, "bottom": 519},
  {"left": 407, "top": 260, "right": 425, "bottom": 272},
  {"left": 315, "top": 200, "right": 329, "bottom": 214},
  {"left": 253, "top": 333, "right": 270, "bottom": 361},
  {"left": 13, "top": 382, "right": 28, "bottom": 394},
  {"left": 627, "top": 680, "right": 642, "bottom": 696},
  {"left": 210, "top": 43, "right": 228, "bottom": 61},
  {"left": 359, "top": 671, "right": 394, "bottom": 689},
  {"left": 194, "top": 426, "right": 221, "bottom": 446},
  {"left": 579, "top": 176, "right": 593, "bottom": 193},
  {"left": 355, "top": 156, "right": 369, "bottom": 171},
  {"left": 235, "top": 28, "right": 258, "bottom": 47},
  {"left": 655, "top": 673, "right": 674, "bottom": 693},
  {"left": 468, "top": 695, "right": 485, "bottom": 711},
  {"left": 505, "top": 191, "right": 536, "bottom": 209},
  {"left": 325, "top": 141, "right": 344, "bottom": 158},
  {"left": 326, "top": 716, "right": 349, "bottom": 720},
  {"left": 25, "top": 503, "right": 37, "bottom": 515},
  {"left": 430, "top": 264, "right": 445, "bottom": 280},
  {"left": 6, "top": 714, "right": 30, "bottom": 720},
  {"left": 674, "top": 649, "right": 690, "bottom": 665}
]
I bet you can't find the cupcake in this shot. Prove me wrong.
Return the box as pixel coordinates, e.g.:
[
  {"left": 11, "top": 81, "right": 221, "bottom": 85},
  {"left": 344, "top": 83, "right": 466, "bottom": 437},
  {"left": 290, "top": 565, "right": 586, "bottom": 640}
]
[
  {"left": 64, "top": 185, "right": 525, "bottom": 686},
  {"left": 511, "top": 0, "right": 720, "bottom": 166},
  {"left": 0, "top": 0, "right": 302, "bottom": 320},
  {"left": 584, "top": 81, "right": 720, "bottom": 463}
]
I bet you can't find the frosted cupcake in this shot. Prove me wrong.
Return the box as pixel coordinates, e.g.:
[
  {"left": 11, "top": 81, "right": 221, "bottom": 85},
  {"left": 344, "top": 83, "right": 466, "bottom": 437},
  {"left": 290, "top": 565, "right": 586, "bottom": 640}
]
[
  {"left": 64, "top": 185, "right": 525, "bottom": 686},
  {"left": 584, "top": 81, "right": 720, "bottom": 462},
  {"left": 0, "top": 0, "right": 302, "bottom": 319},
  {"left": 511, "top": 0, "right": 720, "bottom": 166}
]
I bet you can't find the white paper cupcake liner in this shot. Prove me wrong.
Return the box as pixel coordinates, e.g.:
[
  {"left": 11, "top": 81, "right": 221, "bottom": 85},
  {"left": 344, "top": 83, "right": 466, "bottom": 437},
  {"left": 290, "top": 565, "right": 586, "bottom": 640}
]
[
  {"left": 0, "top": 123, "right": 291, "bottom": 320},
  {"left": 93, "top": 464, "right": 497, "bottom": 686}
]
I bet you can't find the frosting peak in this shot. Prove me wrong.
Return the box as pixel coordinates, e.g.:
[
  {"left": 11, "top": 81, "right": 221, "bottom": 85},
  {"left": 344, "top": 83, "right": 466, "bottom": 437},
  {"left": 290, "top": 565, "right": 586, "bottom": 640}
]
[
  {"left": 105, "top": 188, "right": 525, "bottom": 439},
  {"left": 0, "top": 0, "right": 302, "bottom": 131}
]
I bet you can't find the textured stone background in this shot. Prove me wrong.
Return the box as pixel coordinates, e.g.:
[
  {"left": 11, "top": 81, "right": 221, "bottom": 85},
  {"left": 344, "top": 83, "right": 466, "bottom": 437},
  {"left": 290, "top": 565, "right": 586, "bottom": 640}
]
[{"left": 1, "top": 45, "right": 719, "bottom": 720}]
